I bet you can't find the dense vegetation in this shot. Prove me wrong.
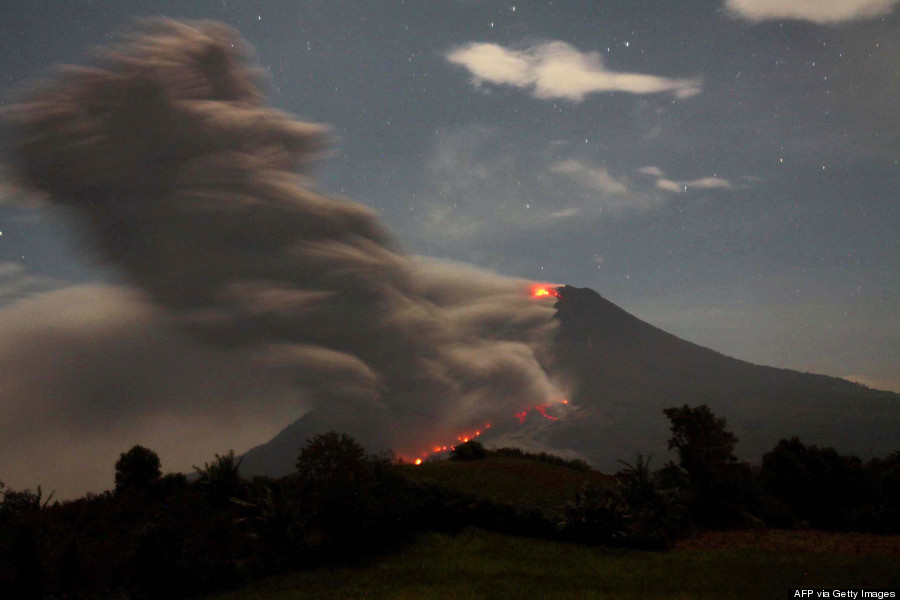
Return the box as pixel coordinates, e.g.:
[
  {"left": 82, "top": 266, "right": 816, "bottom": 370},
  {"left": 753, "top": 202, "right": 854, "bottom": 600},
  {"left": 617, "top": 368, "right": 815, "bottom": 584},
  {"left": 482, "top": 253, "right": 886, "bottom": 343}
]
[{"left": 1, "top": 407, "right": 897, "bottom": 599}]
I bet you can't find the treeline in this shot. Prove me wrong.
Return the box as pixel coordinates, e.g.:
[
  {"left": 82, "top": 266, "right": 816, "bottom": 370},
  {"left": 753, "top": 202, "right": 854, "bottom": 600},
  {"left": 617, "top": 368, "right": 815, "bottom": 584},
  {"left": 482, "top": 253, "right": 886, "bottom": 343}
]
[
  {"left": 0, "top": 432, "right": 476, "bottom": 599},
  {"left": 1, "top": 409, "right": 897, "bottom": 598},
  {"left": 480, "top": 447, "right": 592, "bottom": 472},
  {"left": 555, "top": 405, "right": 900, "bottom": 550},
  {"left": 0, "top": 432, "right": 581, "bottom": 599}
]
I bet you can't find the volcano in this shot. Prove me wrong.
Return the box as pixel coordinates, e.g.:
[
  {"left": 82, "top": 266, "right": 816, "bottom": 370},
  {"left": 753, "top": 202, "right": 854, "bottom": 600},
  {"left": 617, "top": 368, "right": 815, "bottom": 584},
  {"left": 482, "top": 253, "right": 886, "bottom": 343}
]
[{"left": 241, "top": 285, "right": 900, "bottom": 476}]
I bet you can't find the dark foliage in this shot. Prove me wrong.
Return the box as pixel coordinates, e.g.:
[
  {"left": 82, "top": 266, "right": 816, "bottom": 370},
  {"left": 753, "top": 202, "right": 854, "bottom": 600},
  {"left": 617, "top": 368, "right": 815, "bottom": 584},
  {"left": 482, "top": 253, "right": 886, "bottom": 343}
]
[
  {"left": 0, "top": 424, "right": 896, "bottom": 599},
  {"left": 288, "top": 431, "right": 412, "bottom": 563},
  {"left": 664, "top": 404, "right": 737, "bottom": 480},
  {"left": 194, "top": 450, "right": 244, "bottom": 508},
  {"left": 558, "top": 454, "right": 690, "bottom": 549},
  {"left": 450, "top": 440, "right": 488, "bottom": 461},
  {"left": 295, "top": 431, "right": 369, "bottom": 486},
  {"left": 559, "top": 484, "right": 630, "bottom": 545},
  {"left": 115, "top": 445, "right": 162, "bottom": 495},
  {"left": 487, "top": 447, "right": 591, "bottom": 472},
  {"left": 663, "top": 405, "right": 754, "bottom": 526},
  {"left": 760, "top": 438, "right": 899, "bottom": 532},
  {"left": 856, "top": 450, "right": 900, "bottom": 533}
]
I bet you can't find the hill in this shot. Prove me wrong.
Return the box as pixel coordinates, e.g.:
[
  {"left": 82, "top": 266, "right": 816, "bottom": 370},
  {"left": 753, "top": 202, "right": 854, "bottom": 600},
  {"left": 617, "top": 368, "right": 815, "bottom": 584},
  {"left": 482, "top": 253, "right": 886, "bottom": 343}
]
[
  {"left": 242, "top": 285, "right": 900, "bottom": 477},
  {"left": 399, "top": 454, "right": 611, "bottom": 519}
]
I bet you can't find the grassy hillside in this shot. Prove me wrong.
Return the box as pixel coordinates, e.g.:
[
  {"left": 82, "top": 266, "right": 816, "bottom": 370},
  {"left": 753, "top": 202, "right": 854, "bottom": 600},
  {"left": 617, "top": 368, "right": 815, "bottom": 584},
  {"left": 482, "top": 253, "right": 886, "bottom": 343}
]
[
  {"left": 204, "top": 528, "right": 900, "bottom": 600},
  {"left": 400, "top": 455, "right": 611, "bottom": 518}
]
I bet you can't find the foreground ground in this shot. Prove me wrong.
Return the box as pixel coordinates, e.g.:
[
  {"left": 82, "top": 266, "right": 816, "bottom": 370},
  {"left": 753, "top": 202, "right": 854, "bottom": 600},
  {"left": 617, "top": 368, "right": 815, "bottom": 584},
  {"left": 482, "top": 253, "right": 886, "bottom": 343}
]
[{"left": 204, "top": 528, "right": 900, "bottom": 600}]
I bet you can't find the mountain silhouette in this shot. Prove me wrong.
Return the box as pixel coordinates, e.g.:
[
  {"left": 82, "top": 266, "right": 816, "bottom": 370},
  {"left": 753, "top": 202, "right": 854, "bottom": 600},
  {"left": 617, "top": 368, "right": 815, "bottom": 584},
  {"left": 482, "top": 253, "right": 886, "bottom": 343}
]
[{"left": 242, "top": 285, "right": 899, "bottom": 476}]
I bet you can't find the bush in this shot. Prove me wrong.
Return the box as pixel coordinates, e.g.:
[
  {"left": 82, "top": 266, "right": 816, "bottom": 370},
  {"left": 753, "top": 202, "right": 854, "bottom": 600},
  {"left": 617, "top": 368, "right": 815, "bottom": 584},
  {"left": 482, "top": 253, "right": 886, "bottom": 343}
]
[
  {"left": 194, "top": 450, "right": 243, "bottom": 507},
  {"left": 857, "top": 451, "right": 900, "bottom": 533},
  {"left": 488, "top": 447, "right": 591, "bottom": 472},
  {"left": 761, "top": 437, "right": 867, "bottom": 530},
  {"left": 450, "top": 440, "right": 487, "bottom": 461},
  {"left": 559, "top": 484, "right": 630, "bottom": 545}
]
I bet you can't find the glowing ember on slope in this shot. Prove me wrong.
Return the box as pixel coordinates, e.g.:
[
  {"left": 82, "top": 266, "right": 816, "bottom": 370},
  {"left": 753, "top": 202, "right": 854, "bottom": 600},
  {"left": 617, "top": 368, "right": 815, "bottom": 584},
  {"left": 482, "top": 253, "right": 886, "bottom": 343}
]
[
  {"left": 533, "top": 405, "right": 558, "bottom": 421},
  {"left": 517, "top": 403, "right": 563, "bottom": 423},
  {"left": 409, "top": 401, "right": 568, "bottom": 465}
]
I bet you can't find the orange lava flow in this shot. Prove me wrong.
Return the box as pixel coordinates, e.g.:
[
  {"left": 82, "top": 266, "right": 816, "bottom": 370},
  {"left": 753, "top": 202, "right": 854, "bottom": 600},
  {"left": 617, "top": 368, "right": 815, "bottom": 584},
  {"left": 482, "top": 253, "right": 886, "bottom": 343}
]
[
  {"left": 408, "top": 400, "right": 569, "bottom": 465},
  {"left": 533, "top": 405, "right": 558, "bottom": 421},
  {"left": 407, "top": 423, "right": 491, "bottom": 465}
]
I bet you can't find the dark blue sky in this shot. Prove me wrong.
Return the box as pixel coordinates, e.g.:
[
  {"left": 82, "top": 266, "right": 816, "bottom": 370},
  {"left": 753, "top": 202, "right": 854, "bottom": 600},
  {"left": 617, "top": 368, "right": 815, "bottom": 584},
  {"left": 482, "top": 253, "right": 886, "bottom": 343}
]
[{"left": 1, "top": 0, "right": 898, "bottom": 390}]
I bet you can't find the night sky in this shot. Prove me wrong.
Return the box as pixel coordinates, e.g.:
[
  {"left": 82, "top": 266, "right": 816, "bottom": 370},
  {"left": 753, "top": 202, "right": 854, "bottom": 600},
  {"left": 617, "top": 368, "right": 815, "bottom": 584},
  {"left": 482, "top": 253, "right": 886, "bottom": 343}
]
[{"left": 1, "top": 1, "right": 898, "bottom": 495}]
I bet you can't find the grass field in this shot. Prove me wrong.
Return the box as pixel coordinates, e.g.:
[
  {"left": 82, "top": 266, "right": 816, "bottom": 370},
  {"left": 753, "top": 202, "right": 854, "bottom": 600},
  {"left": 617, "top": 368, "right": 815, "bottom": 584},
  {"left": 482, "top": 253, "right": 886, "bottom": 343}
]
[{"left": 205, "top": 528, "right": 900, "bottom": 600}]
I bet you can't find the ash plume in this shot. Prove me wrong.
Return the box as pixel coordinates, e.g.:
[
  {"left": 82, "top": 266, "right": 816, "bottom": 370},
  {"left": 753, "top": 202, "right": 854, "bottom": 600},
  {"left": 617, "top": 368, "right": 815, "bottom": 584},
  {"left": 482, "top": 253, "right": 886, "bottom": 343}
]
[{"left": 4, "top": 20, "right": 561, "bottom": 459}]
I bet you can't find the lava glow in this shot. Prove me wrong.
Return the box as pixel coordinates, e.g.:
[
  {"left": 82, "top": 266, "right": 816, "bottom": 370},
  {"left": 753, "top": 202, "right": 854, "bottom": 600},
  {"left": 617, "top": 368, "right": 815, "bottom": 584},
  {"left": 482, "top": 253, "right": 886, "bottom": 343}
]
[
  {"left": 517, "top": 404, "right": 561, "bottom": 423},
  {"left": 533, "top": 405, "right": 558, "bottom": 421},
  {"left": 531, "top": 284, "right": 560, "bottom": 299},
  {"left": 409, "top": 401, "right": 569, "bottom": 465}
]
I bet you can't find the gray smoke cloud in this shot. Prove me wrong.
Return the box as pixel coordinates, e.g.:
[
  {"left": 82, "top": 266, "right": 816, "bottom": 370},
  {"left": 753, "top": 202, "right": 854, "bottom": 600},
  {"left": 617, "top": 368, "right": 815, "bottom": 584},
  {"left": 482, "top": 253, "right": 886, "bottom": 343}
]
[{"left": 4, "top": 20, "right": 562, "bottom": 469}]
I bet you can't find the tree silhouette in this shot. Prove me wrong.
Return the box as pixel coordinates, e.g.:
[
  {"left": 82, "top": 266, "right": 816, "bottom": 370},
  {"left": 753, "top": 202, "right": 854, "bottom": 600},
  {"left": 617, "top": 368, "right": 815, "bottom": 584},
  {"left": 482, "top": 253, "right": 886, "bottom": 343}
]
[
  {"left": 664, "top": 404, "right": 737, "bottom": 481},
  {"left": 296, "top": 431, "right": 369, "bottom": 488},
  {"left": 663, "top": 404, "right": 743, "bottom": 525},
  {"left": 114, "top": 445, "right": 161, "bottom": 494},
  {"left": 0, "top": 485, "right": 55, "bottom": 517},
  {"left": 194, "top": 450, "right": 243, "bottom": 506},
  {"left": 294, "top": 432, "right": 387, "bottom": 557}
]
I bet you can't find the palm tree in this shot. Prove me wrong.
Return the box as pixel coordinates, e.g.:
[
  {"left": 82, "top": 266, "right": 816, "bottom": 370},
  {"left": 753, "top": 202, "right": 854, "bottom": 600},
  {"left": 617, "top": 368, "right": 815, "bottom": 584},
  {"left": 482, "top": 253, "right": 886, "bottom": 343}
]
[{"left": 193, "top": 450, "right": 243, "bottom": 506}]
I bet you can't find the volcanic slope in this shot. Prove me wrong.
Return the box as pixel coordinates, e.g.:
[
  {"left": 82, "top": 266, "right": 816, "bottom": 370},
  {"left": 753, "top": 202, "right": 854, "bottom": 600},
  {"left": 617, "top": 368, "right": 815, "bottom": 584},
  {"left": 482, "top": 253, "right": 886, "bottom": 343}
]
[
  {"left": 242, "top": 285, "right": 900, "bottom": 476},
  {"left": 543, "top": 285, "right": 899, "bottom": 471}
]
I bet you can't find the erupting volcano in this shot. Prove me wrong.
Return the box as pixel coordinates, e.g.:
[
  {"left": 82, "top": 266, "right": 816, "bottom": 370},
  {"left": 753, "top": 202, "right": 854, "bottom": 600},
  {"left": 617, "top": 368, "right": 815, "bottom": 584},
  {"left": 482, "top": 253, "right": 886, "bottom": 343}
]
[{"left": 4, "top": 20, "right": 567, "bottom": 485}]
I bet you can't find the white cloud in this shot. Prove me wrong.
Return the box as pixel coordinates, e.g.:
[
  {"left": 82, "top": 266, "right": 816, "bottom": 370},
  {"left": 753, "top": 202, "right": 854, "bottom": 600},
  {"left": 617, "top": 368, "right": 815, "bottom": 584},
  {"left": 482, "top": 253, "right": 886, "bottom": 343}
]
[
  {"left": 412, "top": 129, "right": 671, "bottom": 249},
  {"left": 446, "top": 41, "right": 701, "bottom": 102},
  {"left": 690, "top": 177, "right": 733, "bottom": 190},
  {"left": 655, "top": 176, "right": 733, "bottom": 193},
  {"left": 655, "top": 178, "right": 684, "bottom": 193},
  {"left": 551, "top": 160, "right": 630, "bottom": 196},
  {"left": 550, "top": 207, "right": 581, "bottom": 219},
  {"left": 550, "top": 159, "right": 669, "bottom": 213},
  {"left": 637, "top": 165, "right": 665, "bottom": 177},
  {"left": 725, "top": 0, "right": 900, "bottom": 24},
  {"left": 412, "top": 130, "right": 744, "bottom": 252}
]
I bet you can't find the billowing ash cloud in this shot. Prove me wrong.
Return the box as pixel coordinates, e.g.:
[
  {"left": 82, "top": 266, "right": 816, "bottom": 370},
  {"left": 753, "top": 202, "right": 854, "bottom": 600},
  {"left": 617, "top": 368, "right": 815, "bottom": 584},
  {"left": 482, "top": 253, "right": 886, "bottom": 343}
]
[{"left": 4, "top": 20, "right": 561, "bottom": 465}]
